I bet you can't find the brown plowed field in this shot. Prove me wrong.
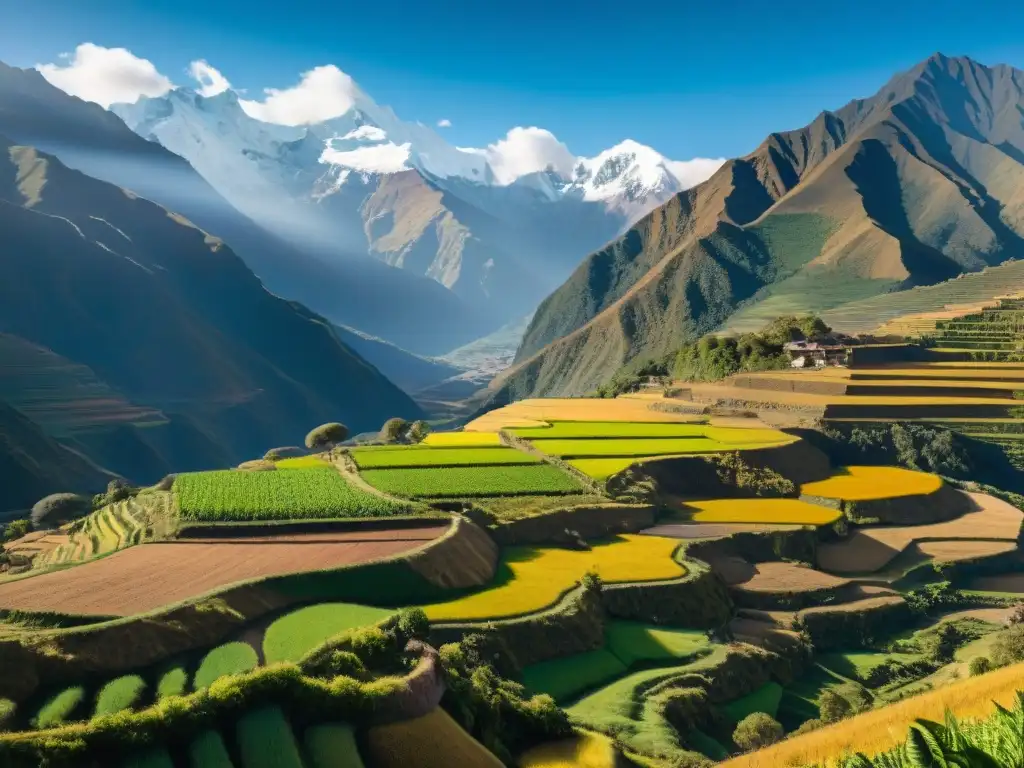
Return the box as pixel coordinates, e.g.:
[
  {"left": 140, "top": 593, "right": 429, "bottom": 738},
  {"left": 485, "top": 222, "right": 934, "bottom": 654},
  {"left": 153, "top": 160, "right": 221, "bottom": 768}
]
[
  {"left": 0, "top": 525, "right": 448, "bottom": 617},
  {"left": 816, "top": 492, "right": 1022, "bottom": 574},
  {"left": 916, "top": 540, "right": 1017, "bottom": 562},
  {"left": 731, "top": 561, "right": 850, "bottom": 592},
  {"left": 640, "top": 522, "right": 803, "bottom": 540}
]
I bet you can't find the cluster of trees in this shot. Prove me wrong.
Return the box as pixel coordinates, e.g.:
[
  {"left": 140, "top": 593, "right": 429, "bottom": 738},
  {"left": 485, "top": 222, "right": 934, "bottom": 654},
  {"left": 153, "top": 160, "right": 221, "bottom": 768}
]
[
  {"left": 300, "top": 418, "right": 432, "bottom": 453},
  {"left": 593, "top": 314, "right": 833, "bottom": 397}
]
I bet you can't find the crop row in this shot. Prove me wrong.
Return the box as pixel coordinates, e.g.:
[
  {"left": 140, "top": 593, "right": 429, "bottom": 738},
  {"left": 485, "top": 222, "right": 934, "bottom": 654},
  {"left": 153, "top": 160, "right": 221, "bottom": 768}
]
[
  {"left": 349, "top": 446, "right": 540, "bottom": 469},
  {"left": 174, "top": 467, "right": 409, "bottom": 521},
  {"left": 359, "top": 465, "right": 584, "bottom": 498}
]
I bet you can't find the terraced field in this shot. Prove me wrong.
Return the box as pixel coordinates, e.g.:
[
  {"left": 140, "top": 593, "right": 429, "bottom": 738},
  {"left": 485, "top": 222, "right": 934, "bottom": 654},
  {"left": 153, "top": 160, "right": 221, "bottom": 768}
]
[
  {"left": 463, "top": 397, "right": 704, "bottom": 431},
  {"left": 361, "top": 464, "right": 584, "bottom": 497},
  {"left": 0, "top": 525, "right": 448, "bottom": 616},
  {"left": 350, "top": 445, "right": 540, "bottom": 469},
  {"left": 801, "top": 466, "right": 942, "bottom": 500},
  {"left": 423, "top": 535, "right": 684, "bottom": 622},
  {"left": 677, "top": 498, "right": 841, "bottom": 526}
]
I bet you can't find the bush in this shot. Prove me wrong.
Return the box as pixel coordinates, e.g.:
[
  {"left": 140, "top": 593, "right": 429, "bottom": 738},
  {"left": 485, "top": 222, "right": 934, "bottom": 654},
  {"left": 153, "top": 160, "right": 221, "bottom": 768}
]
[
  {"left": 380, "top": 418, "right": 411, "bottom": 444},
  {"left": 93, "top": 479, "right": 139, "bottom": 508},
  {"left": 1007, "top": 603, "right": 1024, "bottom": 626},
  {"left": 3, "top": 519, "right": 30, "bottom": 543},
  {"left": 396, "top": 608, "right": 429, "bottom": 641},
  {"left": 263, "top": 447, "right": 305, "bottom": 461},
  {"left": 792, "top": 717, "right": 824, "bottom": 736},
  {"left": 732, "top": 712, "right": 783, "bottom": 751},
  {"left": 818, "top": 689, "right": 852, "bottom": 723},
  {"left": 30, "top": 493, "right": 90, "bottom": 530},
  {"left": 305, "top": 423, "right": 349, "bottom": 451},
  {"left": 407, "top": 421, "right": 430, "bottom": 443},
  {"left": 968, "top": 656, "right": 992, "bottom": 676},
  {"left": 991, "top": 624, "right": 1024, "bottom": 667}
]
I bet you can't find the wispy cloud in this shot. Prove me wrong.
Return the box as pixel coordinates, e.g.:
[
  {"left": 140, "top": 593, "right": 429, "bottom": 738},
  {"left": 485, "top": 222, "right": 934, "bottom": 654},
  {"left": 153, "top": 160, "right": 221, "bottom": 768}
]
[
  {"left": 239, "top": 65, "right": 360, "bottom": 126},
  {"left": 189, "top": 59, "right": 231, "bottom": 97},
  {"left": 437, "top": 118, "right": 452, "bottom": 128}
]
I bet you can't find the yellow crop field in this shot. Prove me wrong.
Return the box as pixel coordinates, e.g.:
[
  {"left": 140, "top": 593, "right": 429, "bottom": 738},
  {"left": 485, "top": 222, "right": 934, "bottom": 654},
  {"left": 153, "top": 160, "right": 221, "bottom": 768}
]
[
  {"left": 422, "top": 431, "right": 504, "bottom": 447},
  {"left": 275, "top": 456, "right": 330, "bottom": 469},
  {"left": 365, "top": 707, "right": 502, "bottom": 768},
  {"left": 519, "top": 731, "right": 619, "bottom": 767},
  {"left": 681, "top": 498, "right": 841, "bottom": 526},
  {"left": 721, "top": 662, "right": 1024, "bottom": 767},
  {"left": 423, "top": 534, "right": 684, "bottom": 622},
  {"left": 801, "top": 466, "right": 943, "bottom": 500},
  {"left": 569, "top": 457, "right": 639, "bottom": 480},
  {"left": 464, "top": 398, "right": 701, "bottom": 432}
]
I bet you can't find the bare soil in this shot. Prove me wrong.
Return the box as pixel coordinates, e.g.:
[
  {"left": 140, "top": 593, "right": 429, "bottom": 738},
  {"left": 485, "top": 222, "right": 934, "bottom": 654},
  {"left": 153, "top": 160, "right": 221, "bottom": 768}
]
[
  {"left": 970, "top": 573, "right": 1024, "bottom": 594},
  {"left": 641, "top": 522, "right": 803, "bottom": 540},
  {"left": 0, "top": 525, "right": 448, "bottom": 616},
  {"left": 816, "top": 492, "right": 1022, "bottom": 574},
  {"left": 733, "top": 561, "right": 850, "bottom": 592},
  {"left": 916, "top": 540, "right": 1017, "bottom": 562}
]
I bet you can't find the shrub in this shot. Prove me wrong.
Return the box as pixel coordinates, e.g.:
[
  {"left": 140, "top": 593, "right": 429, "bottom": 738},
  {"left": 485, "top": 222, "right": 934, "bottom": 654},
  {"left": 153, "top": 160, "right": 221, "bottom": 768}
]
[
  {"left": 306, "top": 423, "right": 350, "bottom": 451},
  {"left": 0, "top": 699, "right": 16, "bottom": 731},
  {"left": 706, "top": 452, "right": 795, "bottom": 497},
  {"left": 991, "top": 624, "right": 1024, "bottom": 667},
  {"left": 792, "top": 717, "right": 824, "bottom": 736},
  {"left": 2, "top": 519, "right": 29, "bottom": 542},
  {"left": 380, "top": 418, "right": 411, "bottom": 444},
  {"left": 818, "top": 689, "right": 852, "bottom": 723},
  {"left": 93, "top": 479, "right": 139, "bottom": 508},
  {"left": 407, "top": 421, "right": 430, "bottom": 443},
  {"left": 968, "top": 656, "right": 992, "bottom": 676},
  {"left": 30, "top": 493, "right": 90, "bottom": 530},
  {"left": 1007, "top": 603, "right": 1024, "bottom": 626},
  {"left": 732, "top": 712, "right": 783, "bottom": 751},
  {"left": 396, "top": 607, "right": 429, "bottom": 640}
]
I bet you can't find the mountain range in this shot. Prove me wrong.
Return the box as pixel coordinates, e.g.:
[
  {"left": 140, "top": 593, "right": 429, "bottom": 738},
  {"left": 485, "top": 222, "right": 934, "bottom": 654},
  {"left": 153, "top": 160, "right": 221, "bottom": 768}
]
[
  {"left": 109, "top": 83, "right": 708, "bottom": 342},
  {"left": 482, "top": 53, "right": 1024, "bottom": 402}
]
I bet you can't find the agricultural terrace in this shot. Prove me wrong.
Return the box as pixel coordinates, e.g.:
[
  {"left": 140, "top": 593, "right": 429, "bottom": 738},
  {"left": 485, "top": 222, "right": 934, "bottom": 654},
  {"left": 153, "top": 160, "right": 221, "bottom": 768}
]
[
  {"left": 676, "top": 498, "right": 842, "bottom": 526},
  {"left": 174, "top": 467, "right": 409, "bottom": 521},
  {"left": 721, "top": 661, "right": 1024, "bottom": 767},
  {"left": 421, "top": 431, "right": 503, "bottom": 446},
  {"left": 800, "top": 466, "right": 943, "bottom": 500},
  {"left": 723, "top": 561, "right": 850, "bottom": 593},
  {"left": 365, "top": 707, "right": 501, "bottom": 768},
  {"left": 463, "top": 397, "right": 704, "bottom": 431},
  {"left": 509, "top": 421, "right": 709, "bottom": 439},
  {"left": 520, "top": 622, "right": 711, "bottom": 702},
  {"left": 817, "top": 491, "right": 1024, "bottom": 573},
  {"left": 359, "top": 464, "right": 584, "bottom": 498},
  {"left": 525, "top": 435, "right": 793, "bottom": 458},
  {"left": 0, "top": 525, "right": 447, "bottom": 616},
  {"left": 263, "top": 603, "right": 395, "bottom": 663},
  {"left": 349, "top": 445, "right": 540, "bottom": 469},
  {"left": 422, "top": 535, "right": 684, "bottom": 622}
]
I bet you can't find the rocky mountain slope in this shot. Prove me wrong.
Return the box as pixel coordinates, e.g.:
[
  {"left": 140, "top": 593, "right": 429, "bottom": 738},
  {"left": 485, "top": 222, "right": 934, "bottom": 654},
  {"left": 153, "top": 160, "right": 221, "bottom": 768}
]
[
  {"left": 0, "top": 136, "right": 421, "bottom": 487},
  {"left": 0, "top": 62, "right": 492, "bottom": 355},
  {"left": 109, "top": 81, "right": 706, "bottom": 333},
  {"left": 490, "top": 53, "right": 1024, "bottom": 400}
]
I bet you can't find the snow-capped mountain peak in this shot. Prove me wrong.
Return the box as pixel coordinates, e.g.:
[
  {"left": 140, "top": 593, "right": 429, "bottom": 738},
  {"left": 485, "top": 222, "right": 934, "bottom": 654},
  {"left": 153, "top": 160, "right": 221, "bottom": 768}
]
[{"left": 572, "top": 139, "right": 685, "bottom": 205}]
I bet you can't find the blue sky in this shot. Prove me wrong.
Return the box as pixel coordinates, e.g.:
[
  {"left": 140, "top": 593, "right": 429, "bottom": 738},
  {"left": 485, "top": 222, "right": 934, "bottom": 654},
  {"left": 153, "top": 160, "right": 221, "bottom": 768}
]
[{"left": 4, "top": 0, "right": 1024, "bottom": 160}]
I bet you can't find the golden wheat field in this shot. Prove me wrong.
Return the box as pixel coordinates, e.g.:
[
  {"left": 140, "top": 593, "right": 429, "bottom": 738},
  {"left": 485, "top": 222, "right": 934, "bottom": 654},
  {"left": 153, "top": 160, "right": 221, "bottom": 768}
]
[
  {"left": 518, "top": 731, "right": 619, "bottom": 767},
  {"left": 422, "top": 431, "right": 505, "bottom": 446},
  {"left": 463, "top": 398, "right": 701, "bottom": 432},
  {"left": 801, "top": 466, "right": 943, "bottom": 500},
  {"left": 365, "top": 707, "right": 502, "bottom": 768},
  {"left": 680, "top": 498, "right": 842, "bottom": 526},
  {"left": 422, "top": 534, "right": 684, "bottom": 622},
  {"left": 721, "top": 662, "right": 1024, "bottom": 767}
]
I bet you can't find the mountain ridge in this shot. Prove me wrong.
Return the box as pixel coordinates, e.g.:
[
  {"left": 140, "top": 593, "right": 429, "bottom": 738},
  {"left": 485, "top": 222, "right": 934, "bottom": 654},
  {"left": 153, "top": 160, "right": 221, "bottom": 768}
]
[{"left": 490, "top": 53, "right": 1024, "bottom": 401}]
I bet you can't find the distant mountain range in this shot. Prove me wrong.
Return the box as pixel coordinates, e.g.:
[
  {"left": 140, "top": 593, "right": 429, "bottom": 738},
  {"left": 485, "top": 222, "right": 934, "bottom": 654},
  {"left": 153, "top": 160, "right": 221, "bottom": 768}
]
[
  {"left": 484, "top": 53, "right": 1024, "bottom": 401},
  {"left": 108, "top": 81, "right": 708, "bottom": 341}
]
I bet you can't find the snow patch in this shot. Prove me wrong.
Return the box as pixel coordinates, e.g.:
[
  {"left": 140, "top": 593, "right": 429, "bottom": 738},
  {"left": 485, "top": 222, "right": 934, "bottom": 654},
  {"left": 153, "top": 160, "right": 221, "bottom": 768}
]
[
  {"left": 341, "top": 125, "right": 387, "bottom": 142},
  {"left": 319, "top": 139, "right": 411, "bottom": 174}
]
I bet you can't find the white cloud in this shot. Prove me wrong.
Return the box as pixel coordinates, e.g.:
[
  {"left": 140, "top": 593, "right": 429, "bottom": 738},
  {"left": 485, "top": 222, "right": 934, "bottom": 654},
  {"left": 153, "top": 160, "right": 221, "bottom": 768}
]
[
  {"left": 240, "top": 65, "right": 359, "bottom": 126},
  {"left": 341, "top": 125, "right": 387, "bottom": 142},
  {"left": 189, "top": 59, "right": 231, "bottom": 98},
  {"left": 37, "top": 43, "right": 173, "bottom": 108},
  {"left": 437, "top": 118, "right": 452, "bottom": 128},
  {"left": 320, "top": 140, "right": 411, "bottom": 174},
  {"left": 665, "top": 157, "right": 727, "bottom": 190},
  {"left": 460, "top": 126, "right": 576, "bottom": 185}
]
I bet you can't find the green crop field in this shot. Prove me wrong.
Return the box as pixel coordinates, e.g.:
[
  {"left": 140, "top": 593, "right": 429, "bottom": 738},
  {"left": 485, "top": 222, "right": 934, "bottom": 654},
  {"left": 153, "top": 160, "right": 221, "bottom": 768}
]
[
  {"left": 174, "top": 467, "right": 409, "bottom": 521},
  {"left": 305, "top": 723, "right": 367, "bottom": 768},
  {"left": 275, "top": 456, "right": 330, "bottom": 469},
  {"left": 93, "top": 674, "right": 147, "bottom": 717},
  {"left": 193, "top": 642, "right": 259, "bottom": 691},
  {"left": 360, "top": 464, "right": 584, "bottom": 498},
  {"left": 32, "top": 685, "right": 85, "bottom": 728},
  {"left": 722, "top": 682, "right": 784, "bottom": 722},
  {"left": 188, "top": 730, "right": 234, "bottom": 768},
  {"left": 511, "top": 421, "right": 708, "bottom": 439},
  {"left": 521, "top": 623, "right": 710, "bottom": 702},
  {"left": 350, "top": 445, "right": 539, "bottom": 469},
  {"left": 529, "top": 436, "right": 787, "bottom": 458},
  {"left": 236, "top": 706, "right": 305, "bottom": 768},
  {"left": 155, "top": 664, "right": 188, "bottom": 699},
  {"left": 263, "top": 603, "right": 394, "bottom": 664}
]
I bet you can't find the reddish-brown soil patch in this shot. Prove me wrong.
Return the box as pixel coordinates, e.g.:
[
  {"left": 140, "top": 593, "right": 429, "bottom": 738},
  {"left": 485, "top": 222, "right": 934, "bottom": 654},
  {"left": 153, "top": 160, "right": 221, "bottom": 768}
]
[
  {"left": 0, "top": 525, "right": 448, "bottom": 617},
  {"left": 641, "top": 522, "right": 802, "bottom": 539},
  {"left": 733, "top": 562, "right": 850, "bottom": 592}
]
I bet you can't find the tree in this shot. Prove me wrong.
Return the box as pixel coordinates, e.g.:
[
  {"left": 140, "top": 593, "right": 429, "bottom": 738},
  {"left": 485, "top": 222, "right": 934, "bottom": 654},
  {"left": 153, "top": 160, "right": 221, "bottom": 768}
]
[
  {"left": 380, "top": 417, "right": 411, "bottom": 443},
  {"left": 407, "top": 420, "right": 430, "bottom": 443},
  {"left": 305, "top": 422, "right": 349, "bottom": 451},
  {"left": 732, "top": 712, "right": 783, "bottom": 752},
  {"left": 968, "top": 656, "right": 992, "bottom": 676},
  {"left": 818, "top": 688, "right": 852, "bottom": 723},
  {"left": 991, "top": 624, "right": 1024, "bottom": 667},
  {"left": 30, "top": 493, "right": 91, "bottom": 530},
  {"left": 2, "top": 519, "right": 30, "bottom": 543}
]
